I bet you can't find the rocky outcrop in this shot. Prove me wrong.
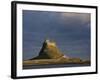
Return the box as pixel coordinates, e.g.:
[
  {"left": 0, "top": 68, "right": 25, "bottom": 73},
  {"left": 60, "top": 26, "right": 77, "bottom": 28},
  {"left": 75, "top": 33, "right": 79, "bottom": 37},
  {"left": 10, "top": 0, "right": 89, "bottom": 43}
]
[
  {"left": 23, "top": 39, "right": 89, "bottom": 66},
  {"left": 30, "top": 39, "right": 67, "bottom": 60}
]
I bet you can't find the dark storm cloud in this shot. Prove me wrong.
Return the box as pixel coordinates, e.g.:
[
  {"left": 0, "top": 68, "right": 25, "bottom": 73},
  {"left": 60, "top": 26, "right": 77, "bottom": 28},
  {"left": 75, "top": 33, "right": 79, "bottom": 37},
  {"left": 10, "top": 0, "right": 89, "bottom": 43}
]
[{"left": 23, "top": 10, "right": 90, "bottom": 60}]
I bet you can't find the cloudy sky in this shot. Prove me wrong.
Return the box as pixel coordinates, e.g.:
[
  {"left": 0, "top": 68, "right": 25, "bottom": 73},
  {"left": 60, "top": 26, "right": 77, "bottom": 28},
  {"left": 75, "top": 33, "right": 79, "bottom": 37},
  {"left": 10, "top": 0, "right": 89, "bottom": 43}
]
[{"left": 23, "top": 10, "right": 91, "bottom": 61}]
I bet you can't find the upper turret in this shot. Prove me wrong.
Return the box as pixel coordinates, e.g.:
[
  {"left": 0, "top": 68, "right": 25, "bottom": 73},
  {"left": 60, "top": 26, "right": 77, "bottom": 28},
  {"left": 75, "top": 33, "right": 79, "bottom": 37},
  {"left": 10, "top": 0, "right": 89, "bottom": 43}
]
[{"left": 45, "top": 39, "right": 56, "bottom": 47}]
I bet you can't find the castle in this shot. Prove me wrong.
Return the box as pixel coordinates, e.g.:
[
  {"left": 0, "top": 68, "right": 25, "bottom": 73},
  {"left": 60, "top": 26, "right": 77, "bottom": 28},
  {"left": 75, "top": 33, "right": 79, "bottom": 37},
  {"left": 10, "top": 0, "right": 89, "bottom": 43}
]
[{"left": 45, "top": 39, "right": 56, "bottom": 47}]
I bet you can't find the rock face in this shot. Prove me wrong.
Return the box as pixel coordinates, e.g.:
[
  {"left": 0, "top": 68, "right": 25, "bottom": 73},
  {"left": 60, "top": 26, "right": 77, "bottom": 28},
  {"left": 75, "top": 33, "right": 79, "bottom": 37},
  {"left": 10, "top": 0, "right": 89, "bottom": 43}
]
[{"left": 30, "top": 39, "right": 66, "bottom": 60}]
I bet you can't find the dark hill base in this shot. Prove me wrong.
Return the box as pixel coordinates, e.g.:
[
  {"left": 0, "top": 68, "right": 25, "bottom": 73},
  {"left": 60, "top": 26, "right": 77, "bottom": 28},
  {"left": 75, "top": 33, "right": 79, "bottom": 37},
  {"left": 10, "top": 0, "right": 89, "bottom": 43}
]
[{"left": 23, "top": 59, "right": 90, "bottom": 66}]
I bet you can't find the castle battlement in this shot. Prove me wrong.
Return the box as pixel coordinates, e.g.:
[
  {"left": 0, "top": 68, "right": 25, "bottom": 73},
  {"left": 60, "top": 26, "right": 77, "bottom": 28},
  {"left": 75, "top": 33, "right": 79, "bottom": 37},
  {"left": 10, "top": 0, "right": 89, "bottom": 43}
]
[{"left": 45, "top": 39, "right": 56, "bottom": 47}]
